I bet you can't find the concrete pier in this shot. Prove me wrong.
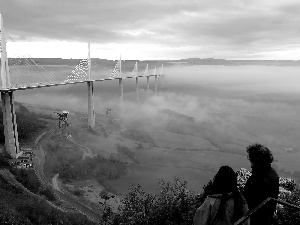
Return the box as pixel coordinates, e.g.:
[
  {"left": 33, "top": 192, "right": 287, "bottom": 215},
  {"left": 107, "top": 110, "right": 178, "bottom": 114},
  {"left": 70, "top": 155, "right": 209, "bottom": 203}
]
[
  {"left": 136, "top": 77, "right": 139, "bottom": 102},
  {"left": 119, "top": 78, "right": 123, "bottom": 104},
  {"left": 87, "top": 81, "right": 95, "bottom": 129},
  {"left": 155, "top": 75, "right": 158, "bottom": 95},
  {"left": 1, "top": 92, "right": 20, "bottom": 157},
  {"left": 147, "top": 76, "right": 150, "bottom": 99},
  {"left": 161, "top": 75, "right": 164, "bottom": 89}
]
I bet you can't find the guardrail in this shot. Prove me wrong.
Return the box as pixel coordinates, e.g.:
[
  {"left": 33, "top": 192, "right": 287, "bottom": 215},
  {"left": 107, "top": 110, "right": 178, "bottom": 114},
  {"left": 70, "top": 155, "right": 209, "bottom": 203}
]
[{"left": 234, "top": 197, "right": 300, "bottom": 225}]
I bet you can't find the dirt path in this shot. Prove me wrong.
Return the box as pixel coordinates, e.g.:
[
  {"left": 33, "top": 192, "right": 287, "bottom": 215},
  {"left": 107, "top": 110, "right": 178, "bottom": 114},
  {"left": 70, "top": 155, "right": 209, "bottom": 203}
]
[
  {"left": 67, "top": 137, "right": 94, "bottom": 159},
  {"left": 33, "top": 129, "right": 54, "bottom": 185},
  {"left": 34, "top": 129, "right": 103, "bottom": 223}
]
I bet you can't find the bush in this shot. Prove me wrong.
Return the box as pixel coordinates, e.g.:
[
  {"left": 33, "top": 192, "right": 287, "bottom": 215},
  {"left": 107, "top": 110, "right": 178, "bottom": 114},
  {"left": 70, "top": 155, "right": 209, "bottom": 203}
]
[
  {"left": 39, "top": 186, "right": 56, "bottom": 201},
  {"left": 10, "top": 168, "right": 41, "bottom": 194},
  {"left": 111, "top": 178, "right": 211, "bottom": 225},
  {"left": 58, "top": 155, "right": 127, "bottom": 183},
  {"left": 0, "top": 153, "right": 10, "bottom": 168},
  {"left": 273, "top": 188, "right": 300, "bottom": 225},
  {"left": 108, "top": 172, "right": 300, "bottom": 225},
  {"left": 73, "top": 189, "right": 84, "bottom": 197}
]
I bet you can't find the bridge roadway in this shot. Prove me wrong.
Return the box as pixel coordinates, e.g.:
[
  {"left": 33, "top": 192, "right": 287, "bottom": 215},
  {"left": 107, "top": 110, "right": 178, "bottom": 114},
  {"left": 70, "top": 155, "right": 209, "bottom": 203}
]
[
  {"left": 33, "top": 129, "right": 102, "bottom": 223},
  {"left": 0, "top": 74, "right": 159, "bottom": 91}
]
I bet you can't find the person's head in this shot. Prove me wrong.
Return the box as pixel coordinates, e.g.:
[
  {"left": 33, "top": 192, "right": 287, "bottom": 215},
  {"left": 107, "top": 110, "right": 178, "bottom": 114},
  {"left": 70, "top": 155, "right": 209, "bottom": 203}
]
[
  {"left": 212, "top": 165, "right": 237, "bottom": 194},
  {"left": 212, "top": 166, "right": 244, "bottom": 222},
  {"left": 246, "top": 143, "right": 273, "bottom": 170}
]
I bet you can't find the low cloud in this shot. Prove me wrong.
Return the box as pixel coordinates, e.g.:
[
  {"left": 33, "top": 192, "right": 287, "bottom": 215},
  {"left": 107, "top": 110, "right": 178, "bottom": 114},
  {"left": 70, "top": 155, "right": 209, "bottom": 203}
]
[{"left": 13, "top": 64, "right": 300, "bottom": 158}]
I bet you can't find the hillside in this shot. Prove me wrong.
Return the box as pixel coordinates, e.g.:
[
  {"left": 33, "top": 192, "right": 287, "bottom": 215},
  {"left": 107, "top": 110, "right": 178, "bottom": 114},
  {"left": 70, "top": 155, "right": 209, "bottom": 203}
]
[
  {"left": 0, "top": 168, "right": 96, "bottom": 225},
  {"left": 0, "top": 102, "right": 50, "bottom": 145}
]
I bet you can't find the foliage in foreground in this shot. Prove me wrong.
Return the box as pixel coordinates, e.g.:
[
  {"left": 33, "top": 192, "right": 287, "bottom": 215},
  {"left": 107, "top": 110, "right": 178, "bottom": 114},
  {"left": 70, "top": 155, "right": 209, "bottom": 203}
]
[
  {"left": 106, "top": 169, "right": 300, "bottom": 225},
  {"left": 109, "top": 178, "right": 213, "bottom": 225}
]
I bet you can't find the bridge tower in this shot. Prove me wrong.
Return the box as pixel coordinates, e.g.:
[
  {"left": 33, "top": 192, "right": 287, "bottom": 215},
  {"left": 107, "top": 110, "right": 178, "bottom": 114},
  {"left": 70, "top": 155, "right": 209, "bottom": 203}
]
[
  {"left": 0, "top": 13, "right": 20, "bottom": 158},
  {"left": 118, "top": 56, "right": 123, "bottom": 105},
  {"left": 87, "top": 43, "right": 95, "bottom": 130},
  {"left": 159, "top": 64, "right": 164, "bottom": 89},
  {"left": 154, "top": 66, "right": 158, "bottom": 95}
]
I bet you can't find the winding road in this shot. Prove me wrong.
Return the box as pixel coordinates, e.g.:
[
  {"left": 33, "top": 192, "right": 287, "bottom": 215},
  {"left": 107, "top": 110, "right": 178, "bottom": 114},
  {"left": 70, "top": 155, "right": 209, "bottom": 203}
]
[
  {"left": 67, "top": 137, "right": 94, "bottom": 159},
  {"left": 34, "top": 129, "right": 102, "bottom": 223}
]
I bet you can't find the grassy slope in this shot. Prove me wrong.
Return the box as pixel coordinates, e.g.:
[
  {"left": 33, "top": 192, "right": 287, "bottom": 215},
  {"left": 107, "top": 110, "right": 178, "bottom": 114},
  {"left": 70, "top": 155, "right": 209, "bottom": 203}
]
[{"left": 0, "top": 169, "right": 96, "bottom": 225}]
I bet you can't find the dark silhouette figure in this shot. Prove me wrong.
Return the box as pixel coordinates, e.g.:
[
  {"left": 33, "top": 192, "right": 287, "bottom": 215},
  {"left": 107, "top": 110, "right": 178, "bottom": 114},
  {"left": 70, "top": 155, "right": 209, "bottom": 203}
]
[
  {"left": 194, "top": 166, "right": 249, "bottom": 225},
  {"left": 243, "top": 143, "right": 279, "bottom": 225}
]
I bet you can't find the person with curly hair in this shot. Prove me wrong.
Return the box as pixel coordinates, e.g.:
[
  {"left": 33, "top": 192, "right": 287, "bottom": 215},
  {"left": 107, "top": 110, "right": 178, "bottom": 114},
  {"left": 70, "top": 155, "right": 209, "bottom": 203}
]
[
  {"left": 193, "top": 166, "right": 249, "bottom": 225},
  {"left": 243, "top": 143, "right": 279, "bottom": 225}
]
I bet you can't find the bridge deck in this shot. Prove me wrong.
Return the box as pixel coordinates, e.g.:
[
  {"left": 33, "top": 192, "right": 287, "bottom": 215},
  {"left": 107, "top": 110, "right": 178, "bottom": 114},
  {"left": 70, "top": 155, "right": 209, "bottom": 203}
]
[{"left": 0, "top": 74, "right": 162, "bottom": 92}]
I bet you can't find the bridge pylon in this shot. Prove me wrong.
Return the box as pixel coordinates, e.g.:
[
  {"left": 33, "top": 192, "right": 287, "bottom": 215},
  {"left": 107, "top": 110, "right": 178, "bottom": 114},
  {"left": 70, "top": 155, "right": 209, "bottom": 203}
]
[
  {"left": 1, "top": 13, "right": 20, "bottom": 158},
  {"left": 87, "top": 43, "right": 95, "bottom": 130}
]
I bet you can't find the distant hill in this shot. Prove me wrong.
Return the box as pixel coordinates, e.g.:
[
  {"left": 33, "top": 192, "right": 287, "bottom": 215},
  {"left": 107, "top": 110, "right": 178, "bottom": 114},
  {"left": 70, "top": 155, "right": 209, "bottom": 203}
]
[
  {"left": 8, "top": 57, "right": 300, "bottom": 67},
  {"left": 176, "top": 58, "right": 300, "bottom": 66}
]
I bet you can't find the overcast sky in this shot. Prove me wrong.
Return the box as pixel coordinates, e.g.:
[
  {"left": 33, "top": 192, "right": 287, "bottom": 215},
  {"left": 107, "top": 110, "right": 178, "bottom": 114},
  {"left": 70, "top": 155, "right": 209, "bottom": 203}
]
[{"left": 1, "top": 0, "right": 300, "bottom": 59}]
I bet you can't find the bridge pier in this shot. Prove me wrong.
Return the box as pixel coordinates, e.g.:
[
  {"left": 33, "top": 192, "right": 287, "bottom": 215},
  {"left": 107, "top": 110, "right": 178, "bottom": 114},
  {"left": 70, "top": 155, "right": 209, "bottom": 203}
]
[
  {"left": 1, "top": 91, "right": 20, "bottom": 158},
  {"left": 155, "top": 75, "right": 158, "bottom": 95},
  {"left": 136, "top": 77, "right": 139, "bottom": 102},
  {"left": 87, "top": 81, "right": 95, "bottom": 130},
  {"left": 161, "top": 75, "right": 164, "bottom": 89},
  {"left": 146, "top": 76, "right": 150, "bottom": 99},
  {"left": 119, "top": 78, "right": 123, "bottom": 105}
]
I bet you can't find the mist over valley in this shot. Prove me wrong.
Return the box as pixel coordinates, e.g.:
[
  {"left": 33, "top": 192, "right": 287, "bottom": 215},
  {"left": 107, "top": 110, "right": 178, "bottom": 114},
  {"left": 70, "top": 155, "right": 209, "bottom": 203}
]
[{"left": 14, "top": 63, "right": 300, "bottom": 195}]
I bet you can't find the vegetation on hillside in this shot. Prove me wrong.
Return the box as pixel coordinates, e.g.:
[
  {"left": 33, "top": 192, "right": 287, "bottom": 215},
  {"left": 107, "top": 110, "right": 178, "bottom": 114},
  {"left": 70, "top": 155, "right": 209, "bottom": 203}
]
[
  {"left": 58, "top": 154, "right": 127, "bottom": 184},
  {"left": 0, "top": 103, "right": 48, "bottom": 144},
  {"left": 43, "top": 135, "right": 127, "bottom": 186},
  {"left": 9, "top": 167, "right": 56, "bottom": 201},
  {"left": 0, "top": 167, "right": 97, "bottom": 225}
]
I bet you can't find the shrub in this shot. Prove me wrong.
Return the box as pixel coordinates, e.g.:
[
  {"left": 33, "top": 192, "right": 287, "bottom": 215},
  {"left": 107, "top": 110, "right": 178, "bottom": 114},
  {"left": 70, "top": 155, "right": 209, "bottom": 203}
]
[
  {"left": 73, "top": 189, "right": 84, "bottom": 197},
  {"left": 273, "top": 188, "right": 300, "bottom": 225},
  {"left": 0, "top": 153, "right": 10, "bottom": 168},
  {"left": 111, "top": 178, "right": 211, "bottom": 225},
  {"left": 108, "top": 170, "right": 300, "bottom": 225},
  {"left": 39, "top": 186, "right": 56, "bottom": 201},
  {"left": 10, "top": 168, "right": 41, "bottom": 194}
]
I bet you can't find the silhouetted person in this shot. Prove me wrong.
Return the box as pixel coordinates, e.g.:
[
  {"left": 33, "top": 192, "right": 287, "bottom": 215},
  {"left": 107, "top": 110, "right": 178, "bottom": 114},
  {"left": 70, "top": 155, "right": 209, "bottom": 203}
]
[
  {"left": 243, "top": 143, "right": 279, "bottom": 225},
  {"left": 194, "top": 166, "right": 249, "bottom": 225}
]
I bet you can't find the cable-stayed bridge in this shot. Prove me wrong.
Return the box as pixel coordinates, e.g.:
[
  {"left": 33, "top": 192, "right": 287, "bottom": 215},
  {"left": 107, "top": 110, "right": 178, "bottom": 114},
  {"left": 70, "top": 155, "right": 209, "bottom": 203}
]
[{"left": 0, "top": 13, "right": 164, "bottom": 158}]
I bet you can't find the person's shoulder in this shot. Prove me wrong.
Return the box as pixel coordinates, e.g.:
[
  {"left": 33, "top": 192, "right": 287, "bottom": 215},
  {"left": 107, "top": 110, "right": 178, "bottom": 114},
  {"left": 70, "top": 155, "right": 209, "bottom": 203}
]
[
  {"left": 267, "top": 167, "right": 279, "bottom": 181},
  {"left": 261, "top": 167, "right": 279, "bottom": 187}
]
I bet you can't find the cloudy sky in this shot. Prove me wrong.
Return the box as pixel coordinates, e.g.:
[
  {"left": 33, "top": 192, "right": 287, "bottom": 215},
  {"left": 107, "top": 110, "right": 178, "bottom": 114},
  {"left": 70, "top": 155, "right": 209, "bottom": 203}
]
[{"left": 1, "top": 0, "right": 300, "bottom": 59}]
